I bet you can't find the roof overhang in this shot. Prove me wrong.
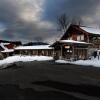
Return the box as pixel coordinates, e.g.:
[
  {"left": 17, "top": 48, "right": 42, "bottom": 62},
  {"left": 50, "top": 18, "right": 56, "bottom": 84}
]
[
  {"left": 1, "top": 49, "right": 14, "bottom": 53},
  {"left": 15, "top": 45, "right": 53, "bottom": 50},
  {"left": 51, "top": 40, "right": 92, "bottom": 47},
  {"left": 60, "top": 40, "right": 91, "bottom": 44}
]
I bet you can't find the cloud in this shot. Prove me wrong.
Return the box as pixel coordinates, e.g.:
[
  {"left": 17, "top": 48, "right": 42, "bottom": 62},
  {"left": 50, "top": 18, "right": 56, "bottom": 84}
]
[
  {"left": 0, "top": 0, "right": 55, "bottom": 42},
  {"left": 43, "top": 0, "right": 100, "bottom": 26},
  {"left": 0, "top": 0, "right": 100, "bottom": 42}
]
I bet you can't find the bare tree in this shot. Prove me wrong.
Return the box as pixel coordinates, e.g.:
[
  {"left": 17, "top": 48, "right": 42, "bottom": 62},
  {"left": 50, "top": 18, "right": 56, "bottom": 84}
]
[
  {"left": 71, "top": 16, "right": 83, "bottom": 26},
  {"left": 57, "top": 14, "right": 83, "bottom": 33},
  {"left": 57, "top": 14, "right": 70, "bottom": 33}
]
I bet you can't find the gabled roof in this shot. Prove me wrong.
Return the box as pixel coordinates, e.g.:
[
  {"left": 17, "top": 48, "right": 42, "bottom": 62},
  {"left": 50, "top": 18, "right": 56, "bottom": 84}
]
[
  {"left": 15, "top": 45, "right": 53, "bottom": 50},
  {"left": 1, "top": 49, "right": 14, "bottom": 53},
  {"left": 0, "top": 43, "right": 14, "bottom": 53},
  {"left": 60, "top": 25, "right": 83, "bottom": 40},
  {"left": 0, "top": 43, "right": 10, "bottom": 50},
  {"left": 0, "top": 46, "right": 4, "bottom": 51},
  {"left": 61, "top": 24, "right": 100, "bottom": 40},
  {"left": 60, "top": 40, "right": 90, "bottom": 44},
  {"left": 0, "top": 40, "right": 22, "bottom": 45},
  {"left": 80, "top": 26, "right": 100, "bottom": 35}
]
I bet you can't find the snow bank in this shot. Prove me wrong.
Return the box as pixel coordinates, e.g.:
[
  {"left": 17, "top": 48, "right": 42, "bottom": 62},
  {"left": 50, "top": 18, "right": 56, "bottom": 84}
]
[
  {"left": 15, "top": 45, "right": 53, "bottom": 50},
  {"left": 56, "top": 60, "right": 69, "bottom": 64},
  {"left": 0, "top": 55, "right": 53, "bottom": 68},
  {"left": 56, "top": 57, "right": 100, "bottom": 67},
  {"left": 72, "top": 58, "right": 100, "bottom": 67}
]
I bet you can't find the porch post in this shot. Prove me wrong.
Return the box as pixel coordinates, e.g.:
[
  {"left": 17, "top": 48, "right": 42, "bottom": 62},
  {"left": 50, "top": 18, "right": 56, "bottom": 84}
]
[
  {"left": 47, "top": 50, "right": 49, "bottom": 56},
  {"left": 6, "top": 53, "right": 9, "bottom": 57},
  {"left": 53, "top": 48, "right": 55, "bottom": 57},
  {"left": 60, "top": 45, "right": 63, "bottom": 59},
  {"left": 37, "top": 50, "right": 39, "bottom": 56},
  {"left": 72, "top": 45, "right": 75, "bottom": 60},
  {"left": 20, "top": 50, "right": 21, "bottom": 55}
]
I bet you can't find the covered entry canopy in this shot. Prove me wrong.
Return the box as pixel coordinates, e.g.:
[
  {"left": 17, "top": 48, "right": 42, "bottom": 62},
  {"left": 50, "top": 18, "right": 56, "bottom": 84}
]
[
  {"left": 51, "top": 40, "right": 92, "bottom": 60},
  {"left": 59, "top": 40, "right": 91, "bottom": 45},
  {"left": 51, "top": 40, "right": 91, "bottom": 48}
]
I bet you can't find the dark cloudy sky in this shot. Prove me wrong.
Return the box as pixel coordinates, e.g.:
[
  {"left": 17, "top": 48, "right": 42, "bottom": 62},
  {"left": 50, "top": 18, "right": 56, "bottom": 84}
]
[{"left": 0, "top": 0, "right": 100, "bottom": 43}]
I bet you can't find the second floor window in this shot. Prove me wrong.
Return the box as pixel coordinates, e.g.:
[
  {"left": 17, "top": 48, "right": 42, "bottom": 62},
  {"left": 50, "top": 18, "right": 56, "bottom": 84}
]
[
  {"left": 77, "top": 35, "right": 84, "bottom": 41},
  {"left": 81, "top": 35, "right": 84, "bottom": 40}
]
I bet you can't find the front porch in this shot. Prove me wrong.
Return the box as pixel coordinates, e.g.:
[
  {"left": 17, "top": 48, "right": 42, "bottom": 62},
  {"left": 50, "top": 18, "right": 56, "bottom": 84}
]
[{"left": 51, "top": 40, "right": 90, "bottom": 61}]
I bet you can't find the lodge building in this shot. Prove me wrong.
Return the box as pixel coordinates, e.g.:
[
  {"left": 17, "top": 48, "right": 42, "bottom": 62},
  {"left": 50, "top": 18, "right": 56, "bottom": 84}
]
[{"left": 51, "top": 25, "right": 100, "bottom": 60}]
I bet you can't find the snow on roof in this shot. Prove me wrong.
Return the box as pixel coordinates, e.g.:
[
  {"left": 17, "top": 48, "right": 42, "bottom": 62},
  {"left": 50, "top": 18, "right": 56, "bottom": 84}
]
[
  {"left": 15, "top": 45, "right": 53, "bottom": 50},
  {"left": 0, "top": 43, "right": 10, "bottom": 50},
  {"left": 60, "top": 40, "right": 90, "bottom": 44},
  {"left": 1, "top": 49, "right": 14, "bottom": 53},
  {"left": 0, "top": 43, "right": 14, "bottom": 53},
  {"left": 1, "top": 43, "right": 10, "bottom": 45},
  {"left": 80, "top": 26, "right": 100, "bottom": 35}
]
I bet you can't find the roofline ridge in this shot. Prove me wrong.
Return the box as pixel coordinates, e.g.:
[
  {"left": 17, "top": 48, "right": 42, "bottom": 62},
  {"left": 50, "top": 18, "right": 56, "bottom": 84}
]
[{"left": 80, "top": 25, "right": 100, "bottom": 29}]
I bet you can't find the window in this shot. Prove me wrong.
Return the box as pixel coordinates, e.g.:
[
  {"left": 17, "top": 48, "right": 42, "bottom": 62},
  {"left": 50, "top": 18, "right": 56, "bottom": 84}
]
[
  {"left": 77, "top": 35, "right": 84, "bottom": 41},
  {"left": 81, "top": 35, "right": 84, "bottom": 40},
  {"left": 77, "top": 36, "right": 80, "bottom": 41}
]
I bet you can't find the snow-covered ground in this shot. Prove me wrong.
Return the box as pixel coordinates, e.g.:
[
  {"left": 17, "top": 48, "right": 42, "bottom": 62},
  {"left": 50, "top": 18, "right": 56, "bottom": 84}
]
[
  {"left": 56, "top": 60, "right": 70, "bottom": 64},
  {"left": 0, "top": 55, "right": 53, "bottom": 68},
  {"left": 1, "top": 55, "right": 100, "bottom": 69},
  {"left": 56, "top": 57, "right": 100, "bottom": 67}
]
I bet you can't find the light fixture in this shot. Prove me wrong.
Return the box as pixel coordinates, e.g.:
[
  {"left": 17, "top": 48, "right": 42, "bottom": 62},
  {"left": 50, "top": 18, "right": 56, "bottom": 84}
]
[{"left": 64, "top": 45, "right": 70, "bottom": 49}]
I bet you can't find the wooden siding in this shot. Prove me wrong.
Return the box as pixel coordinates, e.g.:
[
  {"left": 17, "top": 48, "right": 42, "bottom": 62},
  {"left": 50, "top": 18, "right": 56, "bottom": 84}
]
[{"left": 14, "top": 49, "right": 53, "bottom": 57}]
